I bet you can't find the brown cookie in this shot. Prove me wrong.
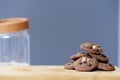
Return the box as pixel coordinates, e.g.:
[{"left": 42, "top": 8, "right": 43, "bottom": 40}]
[
  {"left": 88, "top": 53, "right": 109, "bottom": 62},
  {"left": 70, "top": 52, "right": 88, "bottom": 60},
  {"left": 74, "top": 56, "right": 98, "bottom": 72},
  {"left": 80, "top": 42, "right": 103, "bottom": 54},
  {"left": 64, "top": 62, "right": 75, "bottom": 70},
  {"left": 97, "top": 62, "right": 115, "bottom": 71}
]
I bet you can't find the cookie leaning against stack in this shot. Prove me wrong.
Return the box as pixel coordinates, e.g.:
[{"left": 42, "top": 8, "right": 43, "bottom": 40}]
[{"left": 64, "top": 42, "right": 115, "bottom": 72}]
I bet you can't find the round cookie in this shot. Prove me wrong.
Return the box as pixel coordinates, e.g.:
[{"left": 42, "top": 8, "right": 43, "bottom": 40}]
[
  {"left": 88, "top": 53, "right": 109, "bottom": 62},
  {"left": 64, "top": 62, "right": 75, "bottom": 70},
  {"left": 70, "top": 52, "right": 88, "bottom": 60},
  {"left": 80, "top": 42, "right": 103, "bottom": 54},
  {"left": 74, "top": 56, "right": 98, "bottom": 72},
  {"left": 97, "top": 62, "right": 115, "bottom": 71}
]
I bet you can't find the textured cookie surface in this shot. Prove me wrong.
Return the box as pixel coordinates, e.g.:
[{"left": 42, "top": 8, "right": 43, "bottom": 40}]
[
  {"left": 64, "top": 62, "right": 75, "bottom": 70},
  {"left": 80, "top": 42, "right": 103, "bottom": 54},
  {"left": 97, "top": 62, "right": 115, "bottom": 71},
  {"left": 88, "top": 53, "right": 109, "bottom": 62},
  {"left": 74, "top": 57, "right": 98, "bottom": 72},
  {"left": 70, "top": 52, "right": 88, "bottom": 60}
]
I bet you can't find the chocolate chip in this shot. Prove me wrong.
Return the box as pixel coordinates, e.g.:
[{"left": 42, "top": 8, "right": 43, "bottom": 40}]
[
  {"left": 89, "top": 46, "right": 92, "bottom": 49},
  {"left": 88, "top": 64, "right": 92, "bottom": 66}
]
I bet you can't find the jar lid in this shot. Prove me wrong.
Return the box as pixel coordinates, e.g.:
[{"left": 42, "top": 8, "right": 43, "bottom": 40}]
[{"left": 0, "top": 18, "right": 29, "bottom": 33}]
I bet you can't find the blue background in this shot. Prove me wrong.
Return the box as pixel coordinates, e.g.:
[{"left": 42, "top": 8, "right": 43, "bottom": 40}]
[{"left": 0, "top": 0, "right": 118, "bottom": 66}]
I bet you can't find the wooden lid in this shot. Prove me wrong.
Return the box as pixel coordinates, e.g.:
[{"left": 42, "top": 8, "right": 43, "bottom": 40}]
[{"left": 0, "top": 18, "right": 29, "bottom": 33}]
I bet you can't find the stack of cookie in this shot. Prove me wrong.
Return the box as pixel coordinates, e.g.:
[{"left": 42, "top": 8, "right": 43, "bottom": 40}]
[{"left": 64, "top": 42, "right": 115, "bottom": 72}]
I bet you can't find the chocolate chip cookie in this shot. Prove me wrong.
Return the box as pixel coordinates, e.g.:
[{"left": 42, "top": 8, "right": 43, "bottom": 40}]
[
  {"left": 64, "top": 42, "right": 115, "bottom": 72},
  {"left": 88, "top": 53, "right": 109, "bottom": 62},
  {"left": 64, "top": 62, "right": 75, "bottom": 70},
  {"left": 74, "top": 56, "right": 98, "bottom": 72},
  {"left": 80, "top": 42, "right": 103, "bottom": 54},
  {"left": 97, "top": 62, "right": 115, "bottom": 71},
  {"left": 70, "top": 52, "right": 88, "bottom": 60}
]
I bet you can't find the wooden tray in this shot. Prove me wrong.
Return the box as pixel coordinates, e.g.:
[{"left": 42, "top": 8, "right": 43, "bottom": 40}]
[{"left": 0, "top": 66, "right": 119, "bottom": 80}]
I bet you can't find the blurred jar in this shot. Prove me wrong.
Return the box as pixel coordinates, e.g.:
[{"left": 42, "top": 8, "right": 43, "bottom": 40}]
[{"left": 0, "top": 18, "right": 30, "bottom": 66}]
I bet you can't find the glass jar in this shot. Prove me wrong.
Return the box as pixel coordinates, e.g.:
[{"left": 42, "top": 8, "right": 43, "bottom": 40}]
[{"left": 0, "top": 18, "right": 30, "bottom": 66}]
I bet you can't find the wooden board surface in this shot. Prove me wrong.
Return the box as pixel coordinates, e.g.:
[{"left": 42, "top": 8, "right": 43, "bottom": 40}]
[{"left": 0, "top": 66, "right": 119, "bottom": 80}]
